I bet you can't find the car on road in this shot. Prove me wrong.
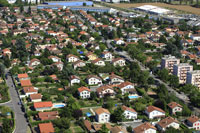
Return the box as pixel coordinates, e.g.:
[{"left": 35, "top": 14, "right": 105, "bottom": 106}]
[{"left": 18, "top": 102, "right": 22, "bottom": 105}]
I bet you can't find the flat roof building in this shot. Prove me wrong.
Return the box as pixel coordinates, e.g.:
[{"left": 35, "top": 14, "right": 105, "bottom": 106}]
[
  {"left": 186, "top": 70, "right": 200, "bottom": 88},
  {"left": 161, "top": 55, "right": 180, "bottom": 74},
  {"left": 134, "top": 5, "right": 171, "bottom": 16},
  {"left": 173, "top": 63, "right": 193, "bottom": 84},
  {"left": 43, "top": 1, "right": 93, "bottom": 6}
]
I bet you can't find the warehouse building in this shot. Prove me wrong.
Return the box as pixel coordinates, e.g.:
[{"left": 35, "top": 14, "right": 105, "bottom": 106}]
[
  {"left": 134, "top": 5, "right": 172, "bottom": 16},
  {"left": 70, "top": 6, "right": 111, "bottom": 12},
  {"left": 43, "top": 1, "right": 93, "bottom": 7}
]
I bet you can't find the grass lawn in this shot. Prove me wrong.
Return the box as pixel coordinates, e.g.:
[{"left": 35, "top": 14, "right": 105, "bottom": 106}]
[{"left": 73, "top": 126, "right": 84, "bottom": 133}]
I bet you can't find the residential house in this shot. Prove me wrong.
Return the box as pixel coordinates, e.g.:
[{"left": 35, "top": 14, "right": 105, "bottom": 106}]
[
  {"left": 156, "top": 117, "right": 180, "bottom": 131},
  {"left": 145, "top": 105, "right": 165, "bottom": 119},
  {"left": 70, "top": 75, "right": 80, "bottom": 86},
  {"left": 83, "top": 120, "right": 95, "bottom": 132},
  {"left": 86, "top": 52, "right": 97, "bottom": 61},
  {"left": 96, "top": 85, "right": 115, "bottom": 98},
  {"left": 30, "top": 93, "right": 42, "bottom": 102},
  {"left": 117, "top": 81, "right": 135, "bottom": 95},
  {"left": 34, "top": 101, "right": 53, "bottom": 111},
  {"left": 133, "top": 122, "right": 156, "bottom": 133},
  {"left": 186, "top": 116, "right": 200, "bottom": 130},
  {"left": 23, "top": 86, "right": 37, "bottom": 96},
  {"left": 18, "top": 73, "right": 29, "bottom": 81},
  {"left": 73, "top": 60, "right": 86, "bottom": 69},
  {"left": 91, "top": 58, "right": 105, "bottom": 66},
  {"left": 95, "top": 108, "right": 110, "bottom": 123},
  {"left": 167, "top": 102, "right": 183, "bottom": 114},
  {"left": 52, "top": 62, "right": 64, "bottom": 71},
  {"left": 86, "top": 75, "right": 102, "bottom": 86},
  {"left": 114, "top": 38, "right": 125, "bottom": 45},
  {"left": 48, "top": 56, "right": 61, "bottom": 63},
  {"left": 101, "top": 51, "right": 113, "bottom": 61},
  {"left": 20, "top": 79, "right": 32, "bottom": 87},
  {"left": 38, "top": 111, "right": 59, "bottom": 121},
  {"left": 29, "top": 58, "right": 41, "bottom": 67},
  {"left": 78, "top": 87, "right": 91, "bottom": 99},
  {"left": 112, "top": 58, "right": 126, "bottom": 67},
  {"left": 38, "top": 122, "right": 55, "bottom": 133},
  {"left": 110, "top": 126, "right": 127, "bottom": 133},
  {"left": 2, "top": 48, "right": 11, "bottom": 58},
  {"left": 122, "top": 105, "right": 137, "bottom": 120},
  {"left": 109, "top": 73, "right": 124, "bottom": 85},
  {"left": 66, "top": 54, "right": 79, "bottom": 63}
]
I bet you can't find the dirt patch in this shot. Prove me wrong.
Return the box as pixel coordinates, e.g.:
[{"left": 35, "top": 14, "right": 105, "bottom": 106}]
[{"left": 110, "top": 3, "right": 200, "bottom": 15}]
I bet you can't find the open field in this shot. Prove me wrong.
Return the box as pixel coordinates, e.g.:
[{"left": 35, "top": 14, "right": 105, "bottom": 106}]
[{"left": 110, "top": 3, "right": 200, "bottom": 15}]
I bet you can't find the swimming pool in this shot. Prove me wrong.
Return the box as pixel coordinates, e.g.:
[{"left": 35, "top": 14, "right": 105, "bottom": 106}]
[
  {"left": 86, "top": 112, "right": 92, "bottom": 117},
  {"left": 128, "top": 95, "right": 139, "bottom": 99},
  {"left": 53, "top": 104, "right": 65, "bottom": 108}
]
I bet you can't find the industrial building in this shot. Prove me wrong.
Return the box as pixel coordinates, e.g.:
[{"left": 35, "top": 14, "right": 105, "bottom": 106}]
[
  {"left": 186, "top": 70, "right": 200, "bottom": 89},
  {"left": 134, "top": 5, "right": 171, "bottom": 16},
  {"left": 43, "top": 1, "right": 93, "bottom": 7},
  {"left": 70, "top": 6, "right": 111, "bottom": 12}
]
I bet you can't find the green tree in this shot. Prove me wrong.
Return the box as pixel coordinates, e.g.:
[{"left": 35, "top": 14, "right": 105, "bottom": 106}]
[
  {"left": 111, "top": 107, "right": 125, "bottom": 122},
  {"left": 97, "top": 124, "right": 109, "bottom": 133},
  {"left": 0, "top": 0, "right": 9, "bottom": 7},
  {"left": 2, "top": 119, "right": 12, "bottom": 133}
]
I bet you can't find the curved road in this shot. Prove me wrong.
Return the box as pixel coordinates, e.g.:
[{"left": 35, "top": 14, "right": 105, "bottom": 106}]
[{"left": 4, "top": 70, "right": 28, "bottom": 133}]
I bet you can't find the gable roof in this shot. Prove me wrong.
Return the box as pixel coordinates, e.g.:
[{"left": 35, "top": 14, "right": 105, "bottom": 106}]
[
  {"left": 146, "top": 105, "right": 165, "bottom": 113},
  {"left": 83, "top": 120, "right": 93, "bottom": 131},
  {"left": 39, "top": 122, "right": 55, "bottom": 133},
  {"left": 117, "top": 81, "right": 133, "bottom": 89},
  {"left": 167, "top": 102, "right": 182, "bottom": 109},
  {"left": 121, "top": 105, "right": 137, "bottom": 113},
  {"left": 18, "top": 73, "right": 29, "bottom": 79},
  {"left": 38, "top": 111, "right": 59, "bottom": 121},
  {"left": 34, "top": 101, "right": 53, "bottom": 109},
  {"left": 20, "top": 79, "right": 32, "bottom": 87},
  {"left": 30, "top": 93, "right": 42, "bottom": 100},
  {"left": 133, "top": 122, "right": 156, "bottom": 133},
  {"left": 95, "top": 108, "right": 110, "bottom": 115},
  {"left": 187, "top": 115, "right": 199, "bottom": 124},
  {"left": 96, "top": 85, "right": 113, "bottom": 93},
  {"left": 157, "top": 117, "right": 179, "bottom": 129},
  {"left": 78, "top": 87, "right": 91, "bottom": 93}
]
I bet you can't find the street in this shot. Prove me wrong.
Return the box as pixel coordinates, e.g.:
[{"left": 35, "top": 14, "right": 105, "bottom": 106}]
[{"left": 4, "top": 70, "right": 28, "bottom": 133}]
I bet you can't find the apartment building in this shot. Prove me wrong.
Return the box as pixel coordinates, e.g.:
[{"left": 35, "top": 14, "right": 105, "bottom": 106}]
[
  {"left": 161, "top": 55, "right": 180, "bottom": 73},
  {"left": 186, "top": 70, "right": 200, "bottom": 88},
  {"left": 173, "top": 63, "right": 193, "bottom": 84}
]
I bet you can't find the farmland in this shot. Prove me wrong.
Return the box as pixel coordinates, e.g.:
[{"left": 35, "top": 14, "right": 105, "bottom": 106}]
[{"left": 110, "top": 2, "right": 200, "bottom": 15}]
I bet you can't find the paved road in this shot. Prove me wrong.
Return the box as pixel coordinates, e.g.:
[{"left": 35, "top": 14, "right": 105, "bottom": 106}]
[
  {"left": 5, "top": 70, "right": 28, "bottom": 133},
  {"left": 107, "top": 41, "right": 200, "bottom": 115}
]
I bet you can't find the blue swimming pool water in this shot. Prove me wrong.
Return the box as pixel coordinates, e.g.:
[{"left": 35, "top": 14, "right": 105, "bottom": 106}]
[
  {"left": 53, "top": 104, "right": 65, "bottom": 108},
  {"left": 86, "top": 112, "right": 92, "bottom": 117},
  {"left": 128, "top": 95, "right": 139, "bottom": 99}
]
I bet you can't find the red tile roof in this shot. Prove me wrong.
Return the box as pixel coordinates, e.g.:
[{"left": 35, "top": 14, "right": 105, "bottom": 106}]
[
  {"left": 30, "top": 93, "right": 42, "bottom": 100},
  {"left": 146, "top": 105, "right": 165, "bottom": 113},
  {"left": 167, "top": 102, "right": 182, "bottom": 109},
  {"left": 18, "top": 73, "right": 29, "bottom": 79},
  {"left": 34, "top": 101, "right": 53, "bottom": 109},
  {"left": 20, "top": 79, "right": 32, "bottom": 87},
  {"left": 38, "top": 111, "right": 59, "bottom": 121},
  {"left": 78, "top": 87, "right": 90, "bottom": 93},
  {"left": 39, "top": 122, "right": 55, "bottom": 133}
]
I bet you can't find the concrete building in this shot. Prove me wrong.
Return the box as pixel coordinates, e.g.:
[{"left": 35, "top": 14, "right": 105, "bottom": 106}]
[
  {"left": 43, "top": 1, "right": 93, "bottom": 7},
  {"left": 173, "top": 63, "right": 193, "bottom": 84},
  {"left": 161, "top": 55, "right": 180, "bottom": 73},
  {"left": 186, "top": 70, "right": 200, "bottom": 88}
]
